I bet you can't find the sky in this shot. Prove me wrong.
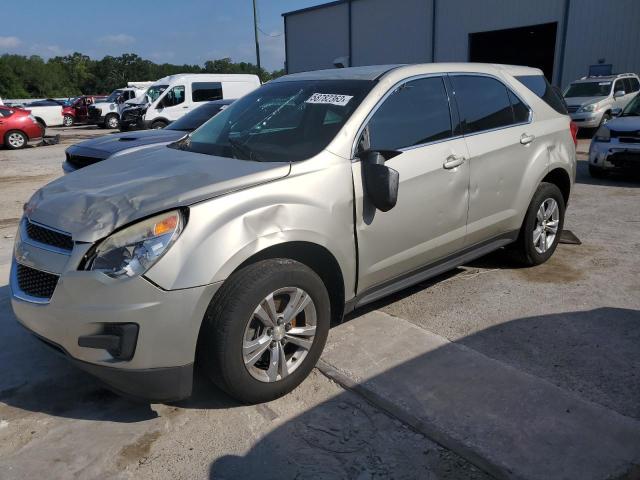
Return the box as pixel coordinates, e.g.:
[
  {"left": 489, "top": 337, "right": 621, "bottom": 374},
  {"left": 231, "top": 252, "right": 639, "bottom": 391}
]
[{"left": 0, "top": 0, "right": 327, "bottom": 71}]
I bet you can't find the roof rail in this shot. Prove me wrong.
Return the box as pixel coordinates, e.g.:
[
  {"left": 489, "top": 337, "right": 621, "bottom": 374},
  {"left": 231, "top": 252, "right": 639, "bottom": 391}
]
[{"left": 581, "top": 72, "right": 637, "bottom": 80}]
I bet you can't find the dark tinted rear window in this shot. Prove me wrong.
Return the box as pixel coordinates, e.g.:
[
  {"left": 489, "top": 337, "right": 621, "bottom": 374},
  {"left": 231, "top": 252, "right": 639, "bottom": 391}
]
[
  {"left": 192, "top": 82, "right": 223, "bottom": 102},
  {"left": 515, "top": 75, "right": 568, "bottom": 114},
  {"left": 451, "top": 76, "right": 514, "bottom": 134}
]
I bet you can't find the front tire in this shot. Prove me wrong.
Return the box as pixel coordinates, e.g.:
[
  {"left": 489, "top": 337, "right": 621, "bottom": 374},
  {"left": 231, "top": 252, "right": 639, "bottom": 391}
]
[
  {"left": 63, "top": 115, "right": 74, "bottom": 127},
  {"left": 4, "top": 131, "right": 27, "bottom": 150},
  {"left": 198, "top": 259, "right": 330, "bottom": 404},
  {"left": 512, "top": 182, "right": 565, "bottom": 266},
  {"left": 105, "top": 114, "right": 119, "bottom": 129}
]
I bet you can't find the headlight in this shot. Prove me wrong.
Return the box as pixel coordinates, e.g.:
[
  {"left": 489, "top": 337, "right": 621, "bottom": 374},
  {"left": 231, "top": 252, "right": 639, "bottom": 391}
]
[
  {"left": 581, "top": 103, "right": 598, "bottom": 112},
  {"left": 593, "top": 126, "right": 610, "bottom": 142},
  {"left": 87, "top": 210, "right": 184, "bottom": 278}
]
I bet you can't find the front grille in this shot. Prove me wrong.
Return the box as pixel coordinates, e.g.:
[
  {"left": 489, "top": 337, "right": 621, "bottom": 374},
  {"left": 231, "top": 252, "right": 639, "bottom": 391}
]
[
  {"left": 567, "top": 106, "right": 579, "bottom": 113},
  {"left": 16, "top": 264, "right": 59, "bottom": 300},
  {"left": 609, "top": 130, "right": 640, "bottom": 143},
  {"left": 608, "top": 151, "right": 640, "bottom": 169},
  {"left": 26, "top": 219, "right": 73, "bottom": 251}
]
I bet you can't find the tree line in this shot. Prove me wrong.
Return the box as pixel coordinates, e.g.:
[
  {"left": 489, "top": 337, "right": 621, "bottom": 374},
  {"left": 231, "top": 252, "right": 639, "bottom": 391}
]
[{"left": 0, "top": 52, "right": 285, "bottom": 99}]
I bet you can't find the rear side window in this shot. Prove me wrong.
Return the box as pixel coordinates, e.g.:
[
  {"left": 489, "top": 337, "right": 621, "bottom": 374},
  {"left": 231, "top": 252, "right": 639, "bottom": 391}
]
[
  {"left": 192, "top": 82, "right": 223, "bottom": 102},
  {"left": 451, "top": 76, "right": 514, "bottom": 134},
  {"left": 508, "top": 90, "right": 531, "bottom": 124},
  {"left": 366, "top": 76, "right": 453, "bottom": 151},
  {"left": 628, "top": 78, "right": 640, "bottom": 93},
  {"left": 515, "top": 75, "right": 568, "bottom": 115}
]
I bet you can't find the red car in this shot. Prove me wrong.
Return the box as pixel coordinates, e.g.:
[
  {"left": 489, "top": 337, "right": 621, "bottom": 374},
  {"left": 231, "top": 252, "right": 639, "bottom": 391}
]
[
  {"left": 62, "top": 95, "right": 105, "bottom": 127},
  {"left": 0, "top": 106, "right": 44, "bottom": 149}
]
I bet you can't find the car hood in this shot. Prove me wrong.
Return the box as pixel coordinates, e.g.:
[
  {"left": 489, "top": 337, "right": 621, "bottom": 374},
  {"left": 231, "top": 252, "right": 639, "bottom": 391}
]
[
  {"left": 28, "top": 144, "right": 291, "bottom": 242},
  {"left": 564, "top": 96, "right": 605, "bottom": 108},
  {"left": 603, "top": 116, "right": 640, "bottom": 132},
  {"left": 67, "top": 129, "right": 187, "bottom": 158}
]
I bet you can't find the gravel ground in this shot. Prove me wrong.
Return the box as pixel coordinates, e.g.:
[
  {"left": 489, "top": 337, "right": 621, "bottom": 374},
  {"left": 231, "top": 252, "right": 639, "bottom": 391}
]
[{"left": 0, "top": 130, "right": 638, "bottom": 478}]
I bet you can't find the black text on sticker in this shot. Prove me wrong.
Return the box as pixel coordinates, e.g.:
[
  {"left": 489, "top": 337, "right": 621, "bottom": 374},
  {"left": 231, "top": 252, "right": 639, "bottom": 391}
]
[{"left": 305, "top": 93, "right": 354, "bottom": 106}]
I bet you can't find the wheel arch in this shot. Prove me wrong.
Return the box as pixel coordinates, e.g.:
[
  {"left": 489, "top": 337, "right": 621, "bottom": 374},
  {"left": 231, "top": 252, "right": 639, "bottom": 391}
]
[
  {"left": 34, "top": 116, "right": 46, "bottom": 127},
  {"left": 542, "top": 167, "right": 571, "bottom": 206},
  {"left": 235, "top": 241, "right": 346, "bottom": 325}
]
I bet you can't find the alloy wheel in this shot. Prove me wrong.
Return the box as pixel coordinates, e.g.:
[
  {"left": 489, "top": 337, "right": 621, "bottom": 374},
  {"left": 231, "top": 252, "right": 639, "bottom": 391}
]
[
  {"left": 243, "top": 287, "right": 317, "bottom": 383},
  {"left": 7, "top": 132, "right": 25, "bottom": 148},
  {"left": 533, "top": 198, "right": 559, "bottom": 254}
]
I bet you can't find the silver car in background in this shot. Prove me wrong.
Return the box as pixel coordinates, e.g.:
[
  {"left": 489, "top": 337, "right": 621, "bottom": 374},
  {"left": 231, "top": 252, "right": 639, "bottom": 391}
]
[
  {"left": 564, "top": 73, "right": 640, "bottom": 129},
  {"left": 10, "top": 63, "right": 576, "bottom": 404}
]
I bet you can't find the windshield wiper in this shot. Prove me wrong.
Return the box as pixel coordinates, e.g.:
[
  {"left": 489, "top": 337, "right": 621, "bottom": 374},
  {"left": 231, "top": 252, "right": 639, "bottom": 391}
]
[{"left": 228, "top": 136, "right": 263, "bottom": 162}]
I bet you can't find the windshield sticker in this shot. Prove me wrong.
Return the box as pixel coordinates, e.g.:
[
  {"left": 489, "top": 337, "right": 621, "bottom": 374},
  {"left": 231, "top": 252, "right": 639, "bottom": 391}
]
[
  {"left": 305, "top": 93, "right": 353, "bottom": 106},
  {"left": 599, "top": 82, "right": 611, "bottom": 85}
]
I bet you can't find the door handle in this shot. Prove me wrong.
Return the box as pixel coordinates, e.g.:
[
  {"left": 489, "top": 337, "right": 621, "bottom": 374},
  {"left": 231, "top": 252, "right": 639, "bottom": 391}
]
[
  {"left": 443, "top": 154, "right": 465, "bottom": 170},
  {"left": 182, "top": 106, "right": 189, "bottom": 109},
  {"left": 520, "top": 133, "right": 536, "bottom": 145}
]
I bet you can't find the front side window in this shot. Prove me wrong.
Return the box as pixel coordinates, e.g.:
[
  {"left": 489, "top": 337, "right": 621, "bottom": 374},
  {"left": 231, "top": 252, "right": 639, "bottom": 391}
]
[
  {"left": 147, "top": 85, "right": 168, "bottom": 103},
  {"left": 173, "top": 79, "right": 374, "bottom": 162},
  {"left": 105, "top": 90, "right": 123, "bottom": 103},
  {"left": 614, "top": 79, "right": 626, "bottom": 94},
  {"left": 192, "top": 82, "right": 223, "bottom": 102},
  {"left": 451, "top": 75, "right": 514, "bottom": 134},
  {"left": 161, "top": 86, "right": 185, "bottom": 107},
  {"left": 364, "top": 77, "right": 453, "bottom": 151}
]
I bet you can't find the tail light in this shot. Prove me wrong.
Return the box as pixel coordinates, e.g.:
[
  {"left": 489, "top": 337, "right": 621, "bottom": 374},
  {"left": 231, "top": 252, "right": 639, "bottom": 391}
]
[{"left": 569, "top": 121, "right": 578, "bottom": 148}]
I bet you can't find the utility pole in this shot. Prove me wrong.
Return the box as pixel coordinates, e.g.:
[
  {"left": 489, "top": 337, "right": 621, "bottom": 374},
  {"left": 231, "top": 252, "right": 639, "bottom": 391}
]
[{"left": 252, "top": 0, "right": 261, "bottom": 70}]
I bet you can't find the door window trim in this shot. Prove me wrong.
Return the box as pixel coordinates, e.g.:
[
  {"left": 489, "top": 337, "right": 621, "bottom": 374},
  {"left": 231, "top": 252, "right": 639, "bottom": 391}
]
[
  {"left": 351, "top": 71, "right": 533, "bottom": 159},
  {"left": 447, "top": 72, "right": 533, "bottom": 139},
  {"left": 351, "top": 73, "right": 461, "bottom": 160}
]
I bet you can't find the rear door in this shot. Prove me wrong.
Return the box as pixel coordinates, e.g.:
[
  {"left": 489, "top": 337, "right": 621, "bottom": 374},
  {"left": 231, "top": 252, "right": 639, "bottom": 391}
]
[
  {"left": 353, "top": 75, "right": 471, "bottom": 292},
  {"left": 450, "top": 74, "right": 541, "bottom": 246}
]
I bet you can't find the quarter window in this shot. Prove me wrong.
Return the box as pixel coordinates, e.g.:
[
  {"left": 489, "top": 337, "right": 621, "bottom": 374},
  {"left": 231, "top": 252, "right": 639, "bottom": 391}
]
[
  {"left": 365, "top": 77, "right": 453, "bottom": 151},
  {"left": 192, "top": 82, "right": 223, "bottom": 102},
  {"left": 508, "top": 90, "right": 530, "bottom": 123},
  {"left": 451, "top": 76, "right": 515, "bottom": 134}
]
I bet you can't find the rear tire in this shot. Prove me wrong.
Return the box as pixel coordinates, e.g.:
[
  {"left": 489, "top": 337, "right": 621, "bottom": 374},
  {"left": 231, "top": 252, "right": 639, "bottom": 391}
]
[
  {"left": 198, "top": 259, "right": 330, "bottom": 404},
  {"left": 4, "top": 130, "right": 27, "bottom": 150},
  {"left": 63, "top": 115, "right": 74, "bottom": 127},
  {"left": 512, "top": 182, "right": 565, "bottom": 266},
  {"left": 150, "top": 120, "right": 168, "bottom": 130}
]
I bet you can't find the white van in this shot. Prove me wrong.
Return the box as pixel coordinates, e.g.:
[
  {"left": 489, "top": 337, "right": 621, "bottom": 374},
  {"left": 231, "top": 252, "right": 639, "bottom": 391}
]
[{"left": 140, "top": 74, "right": 260, "bottom": 129}]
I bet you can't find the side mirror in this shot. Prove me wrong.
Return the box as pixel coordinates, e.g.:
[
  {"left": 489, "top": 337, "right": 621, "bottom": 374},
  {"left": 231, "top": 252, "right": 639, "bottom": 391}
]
[
  {"left": 359, "top": 150, "right": 400, "bottom": 212},
  {"left": 611, "top": 107, "right": 622, "bottom": 117},
  {"left": 614, "top": 90, "right": 626, "bottom": 98}
]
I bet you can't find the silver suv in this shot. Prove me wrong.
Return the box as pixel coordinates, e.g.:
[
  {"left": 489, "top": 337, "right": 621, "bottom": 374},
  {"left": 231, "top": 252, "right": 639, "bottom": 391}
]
[
  {"left": 563, "top": 73, "right": 640, "bottom": 129},
  {"left": 10, "top": 64, "right": 576, "bottom": 404}
]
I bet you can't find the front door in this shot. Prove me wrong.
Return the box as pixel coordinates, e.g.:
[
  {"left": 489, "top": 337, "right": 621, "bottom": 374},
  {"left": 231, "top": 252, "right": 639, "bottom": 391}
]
[
  {"left": 156, "top": 85, "right": 188, "bottom": 121},
  {"left": 353, "top": 76, "right": 470, "bottom": 293}
]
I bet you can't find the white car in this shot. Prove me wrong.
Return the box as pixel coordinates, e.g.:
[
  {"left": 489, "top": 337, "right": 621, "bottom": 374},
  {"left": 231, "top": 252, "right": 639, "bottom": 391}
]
[
  {"left": 24, "top": 104, "right": 63, "bottom": 128},
  {"left": 139, "top": 74, "right": 260, "bottom": 129},
  {"left": 87, "top": 82, "right": 154, "bottom": 129}
]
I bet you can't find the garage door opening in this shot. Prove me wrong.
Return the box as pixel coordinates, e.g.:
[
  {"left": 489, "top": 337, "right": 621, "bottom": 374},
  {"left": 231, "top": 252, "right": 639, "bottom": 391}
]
[{"left": 469, "top": 22, "right": 557, "bottom": 81}]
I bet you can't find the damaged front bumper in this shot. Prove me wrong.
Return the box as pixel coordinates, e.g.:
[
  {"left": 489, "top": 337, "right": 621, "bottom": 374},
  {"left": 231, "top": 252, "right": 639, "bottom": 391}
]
[
  {"left": 589, "top": 140, "right": 640, "bottom": 171},
  {"left": 9, "top": 219, "right": 220, "bottom": 402}
]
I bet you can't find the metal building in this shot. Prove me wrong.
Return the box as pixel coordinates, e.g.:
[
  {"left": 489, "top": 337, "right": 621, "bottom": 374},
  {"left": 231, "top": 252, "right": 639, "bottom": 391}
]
[{"left": 282, "top": 0, "right": 640, "bottom": 87}]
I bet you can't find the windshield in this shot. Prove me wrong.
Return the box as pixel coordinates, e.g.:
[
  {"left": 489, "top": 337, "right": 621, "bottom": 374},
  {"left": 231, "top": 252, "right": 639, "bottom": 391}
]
[
  {"left": 172, "top": 79, "right": 374, "bottom": 162},
  {"left": 147, "top": 84, "right": 168, "bottom": 103},
  {"left": 105, "top": 90, "right": 124, "bottom": 103},
  {"left": 564, "top": 81, "right": 612, "bottom": 98},
  {"left": 167, "top": 102, "right": 228, "bottom": 132},
  {"left": 621, "top": 94, "right": 640, "bottom": 116}
]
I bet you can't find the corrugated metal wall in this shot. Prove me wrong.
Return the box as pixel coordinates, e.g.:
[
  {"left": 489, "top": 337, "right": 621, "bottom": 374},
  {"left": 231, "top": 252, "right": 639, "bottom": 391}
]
[
  {"left": 283, "top": 0, "right": 640, "bottom": 87},
  {"left": 562, "top": 0, "right": 640, "bottom": 87},
  {"left": 351, "top": 0, "right": 433, "bottom": 66},
  {"left": 284, "top": 2, "right": 350, "bottom": 72}
]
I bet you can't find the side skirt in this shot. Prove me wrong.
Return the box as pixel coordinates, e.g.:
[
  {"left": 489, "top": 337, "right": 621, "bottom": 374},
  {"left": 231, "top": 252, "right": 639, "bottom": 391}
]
[{"left": 344, "top": 231, "right": 519, "bottom": 315}]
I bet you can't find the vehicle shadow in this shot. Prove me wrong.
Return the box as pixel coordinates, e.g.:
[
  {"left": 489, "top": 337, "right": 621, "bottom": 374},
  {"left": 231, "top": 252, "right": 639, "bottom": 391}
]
[
  {"left": 575, "top": 158, "right": 640, "bottom": 187},
  {"left": 209, "top": 306, "right": 640, "bottom": 479},
  {"left": 0, "top": 284, "right": 240, "bottom": 423}
]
